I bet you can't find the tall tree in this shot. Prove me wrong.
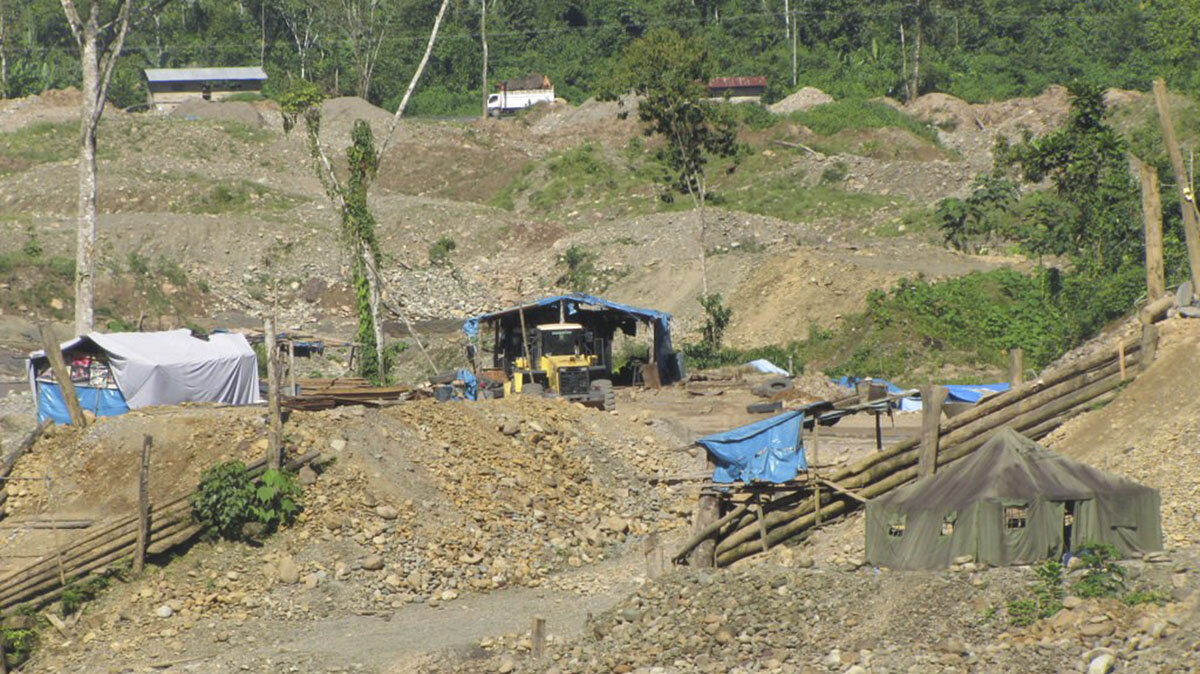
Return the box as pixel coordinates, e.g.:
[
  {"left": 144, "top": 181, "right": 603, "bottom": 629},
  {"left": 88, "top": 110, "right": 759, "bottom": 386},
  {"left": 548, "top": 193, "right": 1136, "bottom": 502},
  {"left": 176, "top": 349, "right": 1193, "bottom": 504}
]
[
  {"left": 614, "top": 28, "right": 739, "bottom": 294},
  {"left": 58, "top": 0, "right": 145, "bottom": 334},
  {"left": 275, "top": 0, "right": 321, "bottom": 80}
]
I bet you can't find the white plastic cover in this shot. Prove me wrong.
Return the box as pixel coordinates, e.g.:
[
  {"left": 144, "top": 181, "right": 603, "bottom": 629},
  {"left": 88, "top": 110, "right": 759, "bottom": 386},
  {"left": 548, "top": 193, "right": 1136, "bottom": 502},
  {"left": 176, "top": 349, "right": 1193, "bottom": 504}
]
[{"left": 29, "top": 329, "right": 261, "bottom": 409}]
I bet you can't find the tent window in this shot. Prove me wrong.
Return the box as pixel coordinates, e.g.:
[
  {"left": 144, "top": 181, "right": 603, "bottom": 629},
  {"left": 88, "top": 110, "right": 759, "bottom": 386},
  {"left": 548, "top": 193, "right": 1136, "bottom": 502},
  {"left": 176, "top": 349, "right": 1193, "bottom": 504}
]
[
  {"left": 1005, "top": 506, "right": 1028, "bottom": 529},
  {"left": 940, "top": 512, "right": 957, "bottom": 537},
  {"left": 888, "top": 523, "right": 905, "bottom": 537}
]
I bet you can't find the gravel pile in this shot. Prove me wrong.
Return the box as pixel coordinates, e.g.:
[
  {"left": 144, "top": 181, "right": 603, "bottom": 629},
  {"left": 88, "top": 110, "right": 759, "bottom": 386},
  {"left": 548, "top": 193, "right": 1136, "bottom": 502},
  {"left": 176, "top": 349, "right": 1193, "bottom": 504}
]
[{"left": 768, "top": 87, "right": 834, "bottom": 114}]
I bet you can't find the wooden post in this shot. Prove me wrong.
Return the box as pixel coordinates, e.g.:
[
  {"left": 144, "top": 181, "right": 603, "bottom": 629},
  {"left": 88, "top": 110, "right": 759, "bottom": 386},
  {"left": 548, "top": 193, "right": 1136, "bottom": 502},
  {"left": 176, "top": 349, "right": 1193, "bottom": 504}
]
[
  {"left": 691, "top": 448, "right": 718, "bottom": 567},
  {"left": 134, "top": 435, "right": 151, "bottom": 575},
  {"left": 38, "top": 325, "right": 86, "bottom": 427},
  {"left": 810, "top": 420, "right": 822, "bottom": 526},
  {"left": 264, "top": 319, "right": 282, "bottom": 469},
  {"left": 531, "top": 616, "right": 546, "bottom": 658},
  {"left": 754, "top": 493, "right": 770, "bottom": 553},
  {"left": 1118, "top": 341, "right": 1127, "bottom": 381},
  {"left": 1141, "top": 323, "right": 1158, "bottom": 373},
  {"left": 1008, "top": 348, "right": 1024, "bottom": 387},
  {"left": 517, "top": 304, "right": 532, "bottom": 368},
  {"left": 918, "top": 385, "right": 947, "bottom": 478},
  {"left": 287, "top": 340, "right": 296, "bottom": 397},
  {"left": 1132, "top": 155, "right": 1166, "bottom": 300},
  {"left": 1154, "top": 78, "right": 1200, "bottom": 299}
]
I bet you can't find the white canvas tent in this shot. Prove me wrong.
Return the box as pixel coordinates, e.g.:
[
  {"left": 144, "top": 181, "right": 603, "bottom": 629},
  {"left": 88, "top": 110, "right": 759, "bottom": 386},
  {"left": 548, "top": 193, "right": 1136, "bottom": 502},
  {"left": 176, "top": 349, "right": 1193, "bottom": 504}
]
[{"left": 29, "top": 330, "right": 260, "bottom": 423}]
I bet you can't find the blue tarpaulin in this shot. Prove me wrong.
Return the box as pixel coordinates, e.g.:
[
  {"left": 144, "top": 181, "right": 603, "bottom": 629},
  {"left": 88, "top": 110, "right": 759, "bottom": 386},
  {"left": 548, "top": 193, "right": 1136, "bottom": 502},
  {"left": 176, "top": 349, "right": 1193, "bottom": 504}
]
[
  {"left": 698, "top": 410, "right": 807, "bottom": 484},
  {"left": 455, "top": 368, "right": 479, "bottom": 401},
  {"left": 36, "top": 382, "right": 129, "bottom": 424},
  {"left": 944, "top": 383, "right": 1010, "bottom": 403}
]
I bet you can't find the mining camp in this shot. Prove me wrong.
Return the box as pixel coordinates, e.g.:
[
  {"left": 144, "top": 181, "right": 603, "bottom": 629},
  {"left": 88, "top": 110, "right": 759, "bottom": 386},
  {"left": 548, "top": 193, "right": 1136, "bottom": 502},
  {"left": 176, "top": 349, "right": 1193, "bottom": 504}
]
[{"left": 0, "top": 2, "right": 1198, "bottom": 672}]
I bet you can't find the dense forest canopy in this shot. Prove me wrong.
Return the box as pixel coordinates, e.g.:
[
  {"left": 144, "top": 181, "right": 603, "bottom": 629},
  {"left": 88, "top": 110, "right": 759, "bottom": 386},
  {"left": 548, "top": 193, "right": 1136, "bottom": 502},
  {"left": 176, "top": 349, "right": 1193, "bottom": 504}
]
[{"left": 0, "top": 0, "right": 1196, "bottom": 115}]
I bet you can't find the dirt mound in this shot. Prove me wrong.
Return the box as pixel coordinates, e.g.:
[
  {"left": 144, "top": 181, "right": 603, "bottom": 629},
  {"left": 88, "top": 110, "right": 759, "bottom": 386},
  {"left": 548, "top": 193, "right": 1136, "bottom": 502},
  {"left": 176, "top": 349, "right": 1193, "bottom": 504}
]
[
  {"left": 528, "top": 96, "right": 640, "bottom": 138},
  {"left": 318, "top": 96, "right": 395, "bottom": 149},
  {"left": 170, "top": 100, "right": 271, "bottom": 128},
  {"left": 1045, "top": 318, "right": 1200, "bottom": 548},
  {"left": 768, "top": 86, "right": 833, "bottom": 114},
  {"left": 33, "top": 87, "right": 84, "bottom": 107}
]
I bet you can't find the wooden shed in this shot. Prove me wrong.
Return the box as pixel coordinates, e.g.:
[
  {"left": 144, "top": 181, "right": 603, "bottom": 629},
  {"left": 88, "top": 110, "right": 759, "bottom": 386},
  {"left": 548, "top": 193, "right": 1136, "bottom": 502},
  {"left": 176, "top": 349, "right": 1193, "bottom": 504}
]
[
  {"left": 143, "top": 67, "right": 268, "bottom": 112},
  {"left": 707, "top": 76, "right": 767, "bottom": 103}
]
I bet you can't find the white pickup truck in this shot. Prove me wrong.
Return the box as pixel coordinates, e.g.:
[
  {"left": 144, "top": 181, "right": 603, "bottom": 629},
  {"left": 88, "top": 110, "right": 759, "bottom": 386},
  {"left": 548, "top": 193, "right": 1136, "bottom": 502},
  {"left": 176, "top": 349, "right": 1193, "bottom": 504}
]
[{"left": 487, "top": 88, "right": 555, "bottom": 117}]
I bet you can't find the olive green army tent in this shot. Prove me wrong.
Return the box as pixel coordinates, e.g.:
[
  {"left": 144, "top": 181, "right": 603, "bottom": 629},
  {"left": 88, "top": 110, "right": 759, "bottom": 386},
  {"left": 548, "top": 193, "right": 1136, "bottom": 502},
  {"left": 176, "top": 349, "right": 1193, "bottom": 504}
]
[{"left": 866, "top": 428, "right": 1162, "bottom": 569}]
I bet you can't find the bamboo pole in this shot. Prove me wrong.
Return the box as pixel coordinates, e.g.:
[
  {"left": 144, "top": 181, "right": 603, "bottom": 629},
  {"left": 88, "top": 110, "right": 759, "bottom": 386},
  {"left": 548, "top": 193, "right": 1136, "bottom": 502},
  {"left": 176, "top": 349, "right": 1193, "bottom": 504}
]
[
  {"left": 672, "top": 502, "right": 750, "bottom": 564},
  {"left": 265, "top": 317, "right": 282, "bottom": 469}
]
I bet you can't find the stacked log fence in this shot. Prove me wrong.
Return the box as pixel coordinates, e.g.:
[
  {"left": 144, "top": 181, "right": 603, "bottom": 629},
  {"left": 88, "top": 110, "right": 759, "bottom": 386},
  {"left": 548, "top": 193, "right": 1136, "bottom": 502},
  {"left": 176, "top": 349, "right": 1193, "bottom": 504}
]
[
  {"left": 684, "top": 315, "right": 1168, "bottom": 568},
  {"left": 0, "top": 451, "right": 320, "bottom": 615}
]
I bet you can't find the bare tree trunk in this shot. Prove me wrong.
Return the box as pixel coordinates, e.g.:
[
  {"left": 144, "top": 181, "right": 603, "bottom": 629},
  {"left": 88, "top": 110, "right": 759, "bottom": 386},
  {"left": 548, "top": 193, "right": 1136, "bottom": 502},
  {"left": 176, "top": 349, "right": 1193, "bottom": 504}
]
[
  {"left": 899, "top": 21, "right": 908, "bottom": 101},
  {"left": 61, "top": 0, "right": 135, "bottom": 336},
  {"left": 379, "top": 0, "right": 449, "bottom": 158},
  {"left": 0, "top": 2, "right": 8, "bottom": 99},
  {"left": 480, "top": 0, "right": 488, "bottom": 120},
  {"left": 75, "top": 45, "right": 98, "bottom": 335},
  {"left": 911, "top": 9, "right": 922, "bottom": 101}
]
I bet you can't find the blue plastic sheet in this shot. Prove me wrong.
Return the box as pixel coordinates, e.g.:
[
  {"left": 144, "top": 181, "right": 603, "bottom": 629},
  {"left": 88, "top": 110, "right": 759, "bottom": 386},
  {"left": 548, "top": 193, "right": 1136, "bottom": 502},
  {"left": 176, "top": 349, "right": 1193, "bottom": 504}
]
[
  {"left": 36, "top": 382, "right": 129, "bottom": 424},
  {"left": 944, "top": 383, "right": 1010, "bottom": 403},
  {"left": 746, "top": 359, "right": 790, "bottom": 376},
  {"left": 698, "top": 410, "right": 807, "bottom": 484},
  {"left": 455, "top": 368, "right": 479, "bottom": 401}
]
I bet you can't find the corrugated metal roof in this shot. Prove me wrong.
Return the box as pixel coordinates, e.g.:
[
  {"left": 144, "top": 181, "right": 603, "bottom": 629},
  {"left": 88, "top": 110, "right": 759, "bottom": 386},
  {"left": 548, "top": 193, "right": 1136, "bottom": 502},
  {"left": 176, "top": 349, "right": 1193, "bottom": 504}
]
[
  {"left": 708, "top": 76, "right": 767, "bottom": 89},
  {"left": 144, "top": 67, "right": 268, "bottom": 83}
]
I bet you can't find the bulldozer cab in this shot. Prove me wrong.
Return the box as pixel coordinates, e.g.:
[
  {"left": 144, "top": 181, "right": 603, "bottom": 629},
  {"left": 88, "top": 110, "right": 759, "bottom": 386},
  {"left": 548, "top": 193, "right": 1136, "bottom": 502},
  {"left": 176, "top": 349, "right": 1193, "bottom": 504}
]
[{"left": 536, "top": 323, "right": 585, "bottom": 358}]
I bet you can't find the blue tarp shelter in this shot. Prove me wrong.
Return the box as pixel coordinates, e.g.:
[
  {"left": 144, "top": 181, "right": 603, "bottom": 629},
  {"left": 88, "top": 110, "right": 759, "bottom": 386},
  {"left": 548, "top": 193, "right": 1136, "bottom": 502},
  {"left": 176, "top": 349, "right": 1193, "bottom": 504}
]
[
  {"left": 698, "top": 410, "right": 808, "bottom": 484},
  {"left": 463, "top": 293, "right": 681, "bottom": 384}
]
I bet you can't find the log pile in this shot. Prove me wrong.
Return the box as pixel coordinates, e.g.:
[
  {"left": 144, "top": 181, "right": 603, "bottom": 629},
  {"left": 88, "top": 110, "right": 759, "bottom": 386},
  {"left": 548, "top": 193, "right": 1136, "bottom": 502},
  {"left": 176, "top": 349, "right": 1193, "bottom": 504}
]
[
  {"left": 0, "top": 451, "right": 320, "bottom": 614},
  {"left": 689, "top": 326, "right": 1159, "bottom": 568}
]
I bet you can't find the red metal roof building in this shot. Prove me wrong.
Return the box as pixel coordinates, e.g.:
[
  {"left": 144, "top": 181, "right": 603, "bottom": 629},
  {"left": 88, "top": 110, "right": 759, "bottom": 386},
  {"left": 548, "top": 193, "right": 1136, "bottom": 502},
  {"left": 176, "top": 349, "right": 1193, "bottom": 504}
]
[{"left": 707, "top": 76, "right": 767, "bottom": 101}]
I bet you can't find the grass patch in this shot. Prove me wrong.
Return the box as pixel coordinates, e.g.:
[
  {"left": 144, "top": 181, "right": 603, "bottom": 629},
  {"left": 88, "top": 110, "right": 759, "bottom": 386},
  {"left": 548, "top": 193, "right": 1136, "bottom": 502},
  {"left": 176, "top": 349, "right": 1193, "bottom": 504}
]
[
  {"left": 714, "top": 172, "right": 896, "bottom": 223},
  {"left": 0, "top": 121, "right": 77, "bottom": 174},
  {"left": 786, "top": 99, "right": 940, "bottom": 144},
  {"left": 222, "top": 92, "right": 268, "bottom": 103},
  {"left": 173, "top": 178, "right": 303, "bottom": 214}
]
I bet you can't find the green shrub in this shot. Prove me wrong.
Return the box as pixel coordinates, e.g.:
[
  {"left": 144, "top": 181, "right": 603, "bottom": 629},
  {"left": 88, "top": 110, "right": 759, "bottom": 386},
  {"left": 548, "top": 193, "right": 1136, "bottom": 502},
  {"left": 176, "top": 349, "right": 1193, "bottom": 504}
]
[
  {"left": 59, "top": 576, "right": 109, "bottom": 616},
  {"left": 698, "top": 293, "right": 732, "bottom": 348},
  {"left": 820, "top": 161, "right": 850, "bottom": 185},
  {"left": 558, "top": 245, "right": 597, "bottom": 292},
  {"left": 428, "top": 236, "right": 457, "bottom": 266},
  {"left": 1072, "top": 542, "right": 1126, "bottom": 599},
  {"left": 1, "top": 627, "right": 36, "bottom": 668},
  {"left": 1007, "top": 560, "right": 1064, "bottom": 626},
  {"left": 1123, "top": 588, "right": 1171, "bottom": 606},
  {"left": 191, "top": 462, "right": 302, "bottom": 540}
]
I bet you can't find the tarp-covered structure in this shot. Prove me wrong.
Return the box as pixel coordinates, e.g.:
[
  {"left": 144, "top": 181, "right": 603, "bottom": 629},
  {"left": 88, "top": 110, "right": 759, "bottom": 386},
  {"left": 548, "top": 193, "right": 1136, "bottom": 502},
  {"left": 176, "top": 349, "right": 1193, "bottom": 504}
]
[
  {"left": 866, "top": 428, "right": 1162, "bottom": 569},
  {"left": 29, "top": 329, "right": 260, "bottom": 424},
  {"left": 698, "top": 410, "right": 807, "bottom": 483},
  {"left": 463, "top": 293, "right": 681, "bottom": 384}
]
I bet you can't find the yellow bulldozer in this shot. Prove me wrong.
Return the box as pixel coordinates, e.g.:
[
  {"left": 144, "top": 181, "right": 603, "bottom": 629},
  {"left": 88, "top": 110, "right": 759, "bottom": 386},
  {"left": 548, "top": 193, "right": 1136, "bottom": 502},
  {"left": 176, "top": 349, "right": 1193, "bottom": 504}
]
[{"left": 503, "top": 322, "right": 615, "bottom": 411}]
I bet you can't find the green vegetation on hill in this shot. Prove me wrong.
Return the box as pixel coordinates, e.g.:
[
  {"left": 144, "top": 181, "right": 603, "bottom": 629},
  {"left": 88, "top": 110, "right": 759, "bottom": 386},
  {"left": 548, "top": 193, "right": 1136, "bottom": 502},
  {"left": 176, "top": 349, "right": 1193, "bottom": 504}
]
[{"left": 2, "top": 1, "right": 1197, "bottom": 116}]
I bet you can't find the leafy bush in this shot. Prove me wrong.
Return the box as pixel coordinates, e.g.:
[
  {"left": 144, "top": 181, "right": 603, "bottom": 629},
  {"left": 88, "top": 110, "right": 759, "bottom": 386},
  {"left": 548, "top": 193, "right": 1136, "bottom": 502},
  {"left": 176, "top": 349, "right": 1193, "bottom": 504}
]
[
  {"left": 60, "top": 576, "right": 109, "bottom": 616},
  {"left": 428, "top": 236, "right": 457, "bottom": 266},
  {"left": 1123, "top": 588, "right": 1171, "bottom": 606},
  {"left": 1072, "top": 542, "right": 1126, "bottom": 599},
  {"left": 558, "top": 245, "right": 597, "bottom": 292},
  {"left": 820, "top": 161, "right": 850, "bottom": 185},
  {"left": 191, "top": 461, "right": 303, "bottom": 540},
  {"left": 1, "top": 627, "right": 36, "bottom": 668},
  {"left": 698, "top": 293, "right": 732, "bottom": 348},
  {"left": 682, "top": 340, "right": 806, "bottom": 372},
  {"left": 1008, "top": 560, "right": 1064, "bottom": 626}
]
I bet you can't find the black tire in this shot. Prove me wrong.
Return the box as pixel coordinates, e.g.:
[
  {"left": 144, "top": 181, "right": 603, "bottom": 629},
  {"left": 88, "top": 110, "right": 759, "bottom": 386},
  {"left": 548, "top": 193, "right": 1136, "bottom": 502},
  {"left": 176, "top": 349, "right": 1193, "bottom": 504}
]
[
  {"left": 747, "top": 401, "right": 783, "bottom": 414},
  {"left": 522, "top": 383, "right": 544, "bottom": 397},
  {"left": 593, "top": 379, "right": 615, "bottom": 411}
]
